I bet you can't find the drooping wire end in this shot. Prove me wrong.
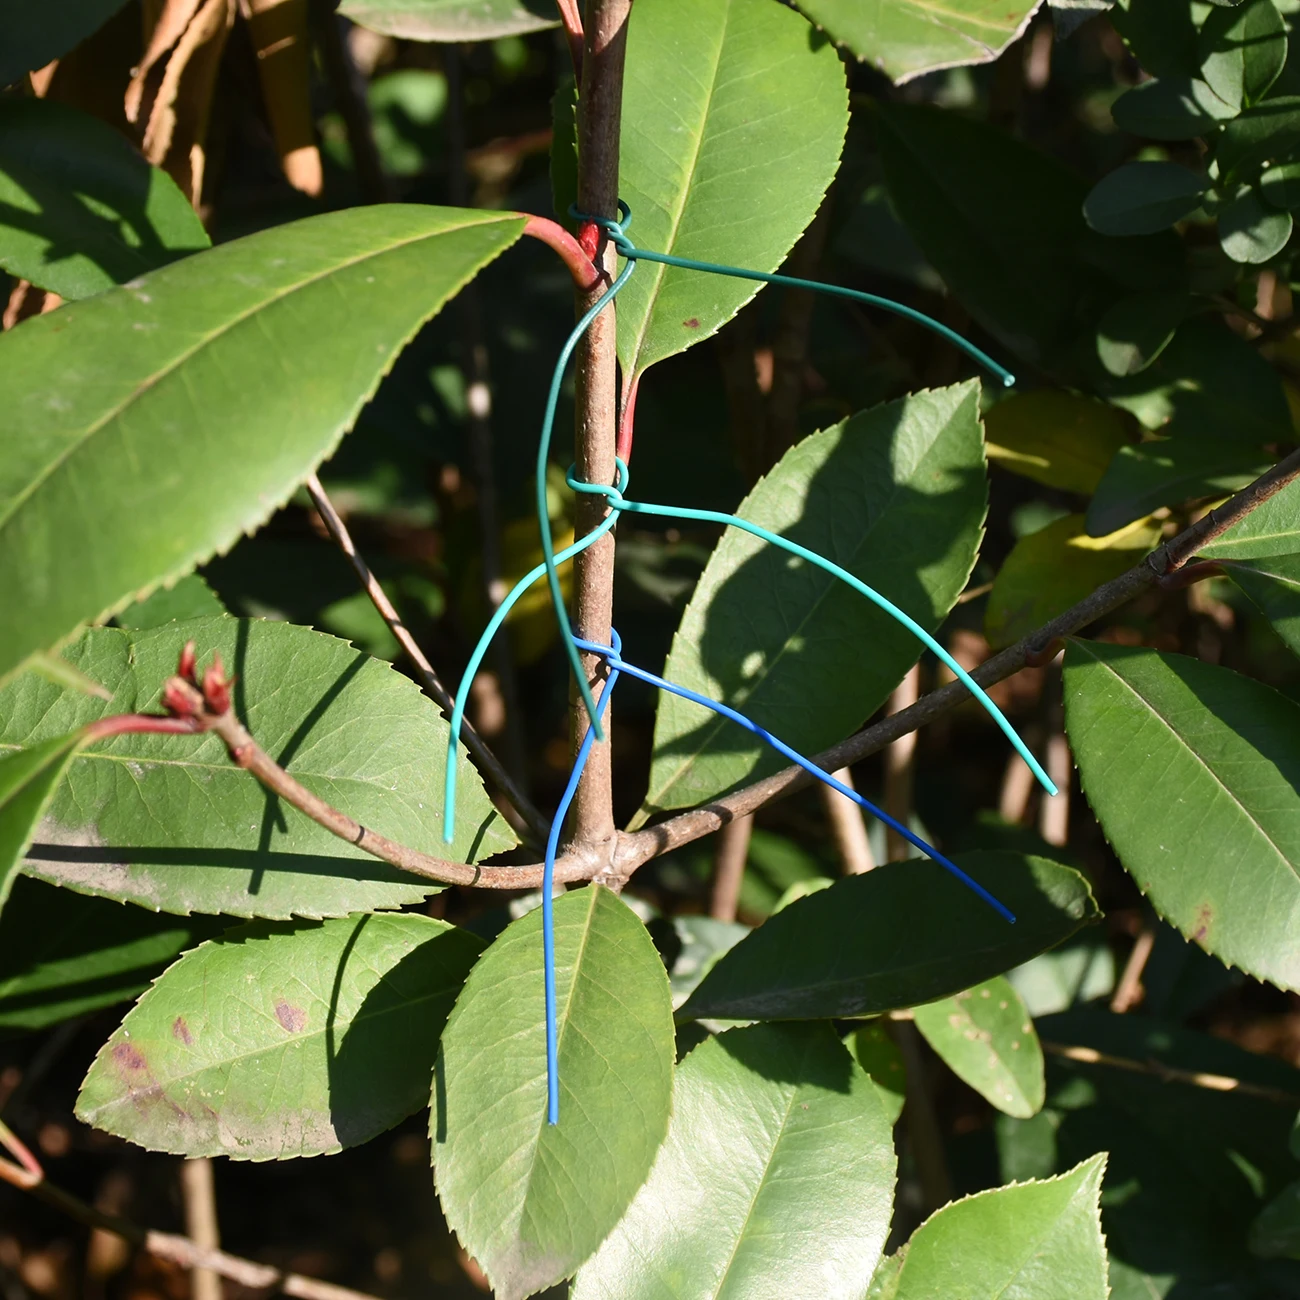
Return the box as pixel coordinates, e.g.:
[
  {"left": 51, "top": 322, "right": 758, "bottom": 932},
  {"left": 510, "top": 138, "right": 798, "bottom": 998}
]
[{"left": 1001, "top": 371, "right": 1018, "bottom": 388}]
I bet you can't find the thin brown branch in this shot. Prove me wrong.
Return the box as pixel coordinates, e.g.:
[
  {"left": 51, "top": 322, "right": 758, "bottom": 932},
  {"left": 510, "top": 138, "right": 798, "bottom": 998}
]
[
  {"left": 888, "top": 1020, "right": 953, "bottom": 1213},
  {"left": 709, "top": 814, "right": 753, "bottom": 921},
  {"left": 611, "top": 446, "right": 1300, "bottom": 875},
  {"left": 304, "top": 473, "right": 546, "bottom": 842},
  {"left": 822, "top": 768, "right": 875, "bottom": 874},
  {"left": 180, "top": 1159, "right": 222, "bottom": 1300},
  {"left": 571, "top": 0, "right": 632, "bottom": 872},
  {"left": 1109, "top": 924, "right": 1156, "bottom": 1014},
  {"left": 884, "top": 665, "right": 920, "bottom": 862},
  {"left": 1042, "top": 1041, "right": 1300, "bottom": 1106}
]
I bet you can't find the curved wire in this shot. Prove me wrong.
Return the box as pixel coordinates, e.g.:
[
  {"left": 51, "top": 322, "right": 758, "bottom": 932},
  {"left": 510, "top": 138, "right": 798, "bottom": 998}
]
[
  {"left": 573, "top": 635, "right": 1015, "bottom": 924},
  {"left": 542, "top": 634, "right": 621, "bottom": 1126},
  {"left": 536, "top": 258, "right": 637, "bottom": 744},
  {"left": 571, "top": 201, "right": 1016, "bottom": 388}
]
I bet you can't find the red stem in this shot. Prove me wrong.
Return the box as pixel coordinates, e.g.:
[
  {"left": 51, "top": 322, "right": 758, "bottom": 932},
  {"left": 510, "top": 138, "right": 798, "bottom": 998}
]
[
  {"left": 555, "top": 0, "right": 584, "bottom": 78},
  {"left": 84, "top": 715, "right": 202, "bottom": 741},
  {"left": 523, "top": 214, "right": 601, "bottom": 291},
  {"left": 616, "top": 369, "right": 641, "bottom": 463}
]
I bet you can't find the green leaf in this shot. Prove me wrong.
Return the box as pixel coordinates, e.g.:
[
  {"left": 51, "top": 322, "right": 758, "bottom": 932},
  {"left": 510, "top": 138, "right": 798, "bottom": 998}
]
[
  {"left": 1064, "top": 639, "right": 1300, "bottom": 989},
  {"left": 984, "top": 390, "right": 1131, "bottom": 494},
  {"left": 1103, "top": 318, "right": 1292, "bottom": 446},
  {"left": 913, "top": 975, "right": 1045, "bottom": 1118},
  {"left": 875, "top": 102, "right": 1185, "bottom": 364},
  {"left": 985, "top": 513, "right": 1160, "bottom": 649},
  {"left": 0, "top": 98, "right": 209, "bottom": 301},
  {"left": 659, "top": 913, "right": 750, "bottom": 1008},
  {"left": 1111, "top": 77, "right": 1239, "bottom": 139},
  {"left": 890, "top": 1156, "right": 1109, "bottom": 1300},
  {"left": 432, "top": 886, "right": 675, "bottom": 1300},
  {"left": 794, "top": 0, "right": 1039, "bottom": 85},
  {"left": 0, "top": 617, "right": 513, "bottom": 919},
  {"left": 1224, "top": 553, "right": 1300, "bottom": 655},
  {"left": 1261, "top": 160, "right": 1300, "bottom": 207},
  {"left": 0, "top": 876, "right": 225, "bottom": 1034},
  {"left": 0, "top": 730, "right": 86, "bottom": 916},
  {"left": 0, "top": 0, "right": 131, "bottom": 86},
  {"left": 337, "top": 0, "right": 556, "bottom": 39},
  {"left": 1086, "top": 438, "right": 1269, "bottom": 534},
  {"left": 680, "top": 853, "right": 1100, "bottom": 1021},
  {"left": 114, "top": 574, "right": 226, "bottom": 629},
  {"left": 1251, "top": 1180, "right": 1300, "bottom": 1258},
  {"left": 615, "top": 0, "right": 846, "bottom": 379},
  {"left": 572, "top": 1022, "right": 897, "bottom": 1300},
  {"left": 1217, "top": 96, "right": 1300, "bottom": 175},
  {"left": 1199, "top": 474, "right": 1300, "bottom": 558},
  {"left": 851, "top": 1021, "right": 907, "bottom": 1124},
  {"left": 0, "top": 204, "right": 524, "bottom": 687},
  {"left": 1111, "top": 0, "right": 1201, "bottom": 80},
  {"left": 1219, "top": 185, "right": 1294, "bottom": 260},
  {"left": 1199, "top": 0, "right": 1288, "bottom": 108},
  {"left": 1084, "top": 161, "right": 1207, "bottom": 235},
  {"left": 644, "top": 383, "right": 986, "bottom": 815},
  {"left": 1096, "top": 290, "right": 1202, "bottom": 376},
  {"left": 26, "top": 651, "right": 110, "bottom": 700},
  {"left": 77, "top": 912, "right": 482, "bottom": 1158},
  {"left": 549, "top": 74, "right": 577, "bottom": 226}
]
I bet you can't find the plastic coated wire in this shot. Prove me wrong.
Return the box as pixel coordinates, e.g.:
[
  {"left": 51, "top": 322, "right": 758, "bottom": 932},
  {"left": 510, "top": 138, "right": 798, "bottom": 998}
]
[
  {"left": 572, "top": 635, "right": 1015, "bottom": 925},
  {"left": 571, "top": 201, "right": 1017, "bottom": 389},
  {"left": 536, "top": 258, "right": 637, "bottom": 745},
  {"left": 542, "top": 636, "right": 621, "bottom": 1126},
  {"left": 565, "top": 466, "right": 1057, "bottom": 798},
  {"left": 442, "top": 458, "right": 631, "bottom": 845}
]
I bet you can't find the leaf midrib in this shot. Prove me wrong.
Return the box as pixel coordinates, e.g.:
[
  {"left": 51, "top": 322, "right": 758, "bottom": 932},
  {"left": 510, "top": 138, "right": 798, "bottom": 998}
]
[
  {"left": 1079, "top": 641, "right": 1298, "bottom": 882},
  {"left": 0, "top": 213, "right": 514, "bottom": 538}
]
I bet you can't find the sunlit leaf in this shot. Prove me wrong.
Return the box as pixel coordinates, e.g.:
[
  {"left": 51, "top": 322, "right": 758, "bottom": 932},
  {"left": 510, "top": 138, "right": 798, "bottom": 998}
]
[
  {"left": 984, "top": 390, "right": 1131, "bottom": 494},
  {"left": 338, "top": 0, "right": 557, "bottom": 39}
]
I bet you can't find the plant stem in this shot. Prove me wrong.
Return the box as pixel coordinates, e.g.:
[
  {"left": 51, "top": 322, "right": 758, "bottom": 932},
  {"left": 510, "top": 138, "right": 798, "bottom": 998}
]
[
  {"left": 180, "top": 1158, "right": 222, "bottom": 1300},
  {"left": 304, "top": 474, "right": 546, "bottom": 841},
  {"left": 569, "top": 0, "right": 631, "bottom": 869},
  {"left": 821, "top": 769, "right": 875, "bottom": 874},
  {"left": 710, "top": 814, "right": 753, "bottom": 921},
  {"left": 884, "top": 665, "right": 920, "bottom": 862}
]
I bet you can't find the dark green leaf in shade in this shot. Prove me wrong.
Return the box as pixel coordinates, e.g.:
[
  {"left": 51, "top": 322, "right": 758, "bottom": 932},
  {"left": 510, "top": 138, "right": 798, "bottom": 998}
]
[
  {"left": 1199, "top": 0, "right": 1288, "bottom": 108},
  {"left": 337, "top": 0, "right": 556, "bottom": 39},
  {"left": 0, "top": 731, "right": 86, "bottom": 916},
  {"left": 875, "top": 102, "right": 1184, "bottom": 364},
  {"left": 913, "top": 975, "right": 1045, "bottom": 1118},
  {"left": 1224, "top": 553, "right": 1300, "bottom": 655},
  {"left": 1261, "top": 160, "right": 1300, "bottom": 206},
  {"left": 794, "top": 0, "right": 1040, "bottom": 85},
  {"left": 680, "top": 853, "right": 1099, "bottom": 1022},
  {"left": 0, "top": 877, "right": 226, "bottom": 1034},
  {"left": 549, "top": 74, "right": 577, "bottom": 226},
  {"left": 1083, "top": 161, "right": 1207, "bottom": 235},
  {"left": 1096, "top": 290, "right": 1202, "bottom": 376},
  {"left": 432, "top": 886, "right": 675, "bottom": 1300},
  {"left": 1111, "top": 0, "right": 1202, "bottom": 79},
  {"left": 984, "top": 390, "right": 1131, "bottom": 494},
  {"left": 1111, "top": 77, "right": 1238, "bottom": 139},
  {"left": 571, "top": 1022, "right": 897, "bottom": 1300},
  {"left": 1220, "top": 185, "right": 1294, "bottom": 261},
  {"left": 1217, "top": 96, "right": 1300, "bottom": 175},
  {"left": 0, "top": 618, "right": 513, "bottom": 919},
  {"left": 1064, "top": 640, "right": 1300, "bottom": 990},
  {"left": 644, "top": 384, "right": 985, "bottom": 814},
  {"left": 889, "top": 1156, "right": 1109, "bottom": 1300},
  {"left": 0, "top": 98, "right": 210, "bottom": 301},
  {"left": 0, "top": 205, "right": 524, "bottom": 687},
  {"left": 1250, "top": 1180, "right": 1300, "bottom": 1258},
  {"left": 115, "top": 574, "right": 226, "bottom": 629},
  {"left": 77, "top": 913, "right": 482, "bottom": 1158},
  {"left": 615, "top": 0, "right": 847, "bottom": 379},
  {"left": 851, "top": 1021, "right": 907, "bottom": 1124},
  {"left": 1085, "top": 439, "right": 1270, "bottom": 535},
  {"left": 1199, "top": 475, "right": 1300, "bottom": 558},
  {"left": 1103, "top": 318, "right": 1292, "bottom": 446},
  {"left": 0, "top": 0, "right": 131, "bottom": 86}
]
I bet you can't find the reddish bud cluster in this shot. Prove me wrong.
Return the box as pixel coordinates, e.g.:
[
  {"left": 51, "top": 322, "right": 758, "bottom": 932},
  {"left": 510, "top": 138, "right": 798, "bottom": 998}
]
[{"left": 162, "top": 641, "right": 233, "bottom": 720}]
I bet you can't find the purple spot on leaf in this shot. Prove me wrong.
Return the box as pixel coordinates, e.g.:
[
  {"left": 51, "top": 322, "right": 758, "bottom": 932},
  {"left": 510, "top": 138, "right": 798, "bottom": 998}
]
[
  {"left": 113, "top": 1041, "right": 147, "bottom": 1071},
  {"left": 172, "top": 1016, "right": 193, "bottom": 1047},
  {"left": 275, "top": 1000, "right": 307, "bottom": 1033}
]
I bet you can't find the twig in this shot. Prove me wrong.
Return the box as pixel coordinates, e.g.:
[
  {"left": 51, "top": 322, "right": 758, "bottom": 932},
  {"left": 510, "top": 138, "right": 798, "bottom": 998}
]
[
  {"left": 1109, "top": 925, "right": 1156, "bottom": 1014},
  {"left": 710, "top": 814, "right": 753, "bottom": 920},
  {"left": 613, "top": 446, "right": 1300, "bottom": 873},
  {"left": 304, "top": 473, "right": 546, "bottom": 841},
  {"left": 1039, "top": 657, "right": 1070, "bottom": 848},
  {"left": 822, "top": 768, "right": 875, "bottom": 874},
  {"left": 570, "top": 0, "right": 632, "bottom": 870},
  {"left": 884, "top": 665, "right": 920, "bottom": 862},
  {"left": 180, "top": 1159, "right": 222, "bottom": 1300},
  {"left": 888, "top": 1021, "right": 953, "bottom": 1212},
  {"left": 555, "top": 0, "right": 584, "bottom": 78},
  {"left": 1042, "top": 1041, "right": 1300, "bottom": 1106}
]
